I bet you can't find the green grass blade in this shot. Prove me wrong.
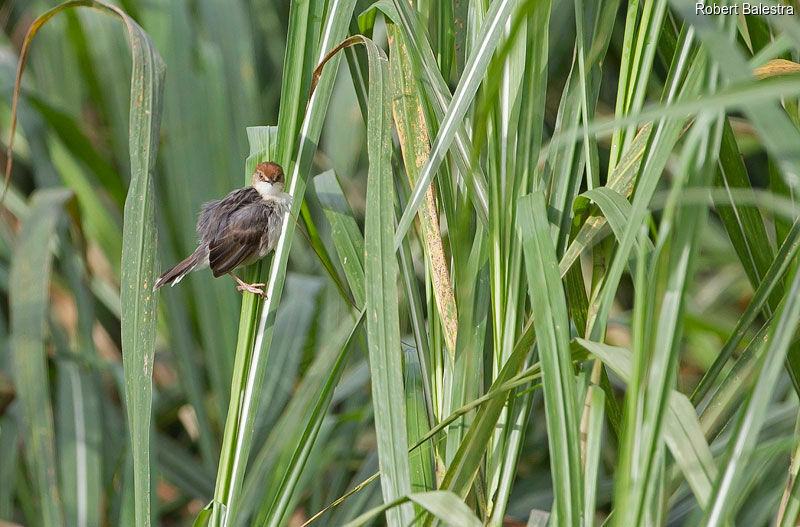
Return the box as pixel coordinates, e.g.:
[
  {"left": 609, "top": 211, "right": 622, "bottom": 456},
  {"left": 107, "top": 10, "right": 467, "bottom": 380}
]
[
  {"left": 313, "top": 170, "right": 366, "bottom": 307},
  {"left": 551, "top": 74, "right": 800, "bottom": 147},
  {"left": 559, "top": 123, "right": 651, "bottom": 276},
  {"left": 396, "top": 224, "right": 435, "bottom": 425},
  {"left": 343, "top": 491, "right": 482, "bottom": 527},
  {"left": 581, "top": 186, "right": 655, "bottom": 266},
  {"left": 404, "top": 349, "right": 435, "bottom": 495},
  {"left": 263, "top": 310, "right": 365, "bottom": 527},
  {"left": 238, "top": 313, "right": 356, "bottom": 520},
  {"left": 25, "top": 93, "right": 124, "bottom": 206},
  {"left": 527, "top": 509, "right": 551, "bottom": 526},
  {"left": 8, "top": 9, "right": 164, "bottom": 524},
  {"left": 587, "top": 34, "right": 705, "bottom": 342},
  {"left": 157, "top": 435, "right": 215, "bottom": 501},
  {"left": 437, "top": 314, "right": 536, "bottom": 499},
  {"left": 664, "top": 392, "right": 717, "bottom": 508},
  {"left": 714, "top": 119, "right": 775, "bottom": 294},
  {"left": 518, "top": 191, "right": 583, "bottom": 525},
  {"left": 692, "top": 219, "right": 800, "bottom": 404},
  {"left": 362, "top": 36, "right": 415, "bottom": 525},
  {"left": 10, "top": 188, "right": 73, "bottom": 527},
  {"left": 703, "top": 268, "right": 800, "bottom": 526},
  {"left": 407, "top": 491, "right": 482, "bottom": 527},
  {"left": 778, "top": 428, "right": 800, "bottom": 527},
  {"left": 583, "top": 387, "right": 605, "bottom": 527},
  {"left": 56, "top": 362, "right": 102, "bottom": 527},
  {"left": 393, "top": 0, "right": 516, "bottom": 246},
  {"left": 114, "top": 10, "right": 165, "bottom": 527},
  {"left": 577, "top": 339, "right": 717, "bottom": 509},
  {"left": 256, "top": 275, "right": 323, "bottom": 435},
  {"left": 445, "top": 225, "right": 489, "bottom": 457},
  {"left": 675, "top": 3, "right": 800, "bottom": 194},
  {"left": 698, "top": 320, "right": 770, "bottom": 442},
  {"left": 160, "top": 296, "right": 219, "bottom": 470},
  {"left": 211, "top": 1, "right": 356, "bottom": 522},
  {"left": 49, "top": 140, "right": 122, "bottom": 271},
  {"left": 0, "top": 415, "right": 19, "bottom": 519},
  {"left": 275, "top": 0, "right": 321, "bottom": 163},
  {"left": 57, "top": 228, "right": 104, "bottom": 527},
  {"left": 487, "top": 390, "right": 536, "bottom": 527},
  {"left": 620, "top": 101, "right": 720, "bottom": 522}
]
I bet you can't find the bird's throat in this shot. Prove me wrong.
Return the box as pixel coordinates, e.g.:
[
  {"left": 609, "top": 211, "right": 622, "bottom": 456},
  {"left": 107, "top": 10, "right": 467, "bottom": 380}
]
[{"left": 253, "top": 180, "right": 284, "bottom": 199}]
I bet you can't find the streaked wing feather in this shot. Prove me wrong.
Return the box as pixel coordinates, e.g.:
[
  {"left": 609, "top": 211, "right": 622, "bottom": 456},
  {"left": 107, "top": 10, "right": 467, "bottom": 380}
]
[
  {"left": 208, "top": 201, "right": 271, "bottom": 276},
  {"left": 197, "top": 187, "right": 261, "bottom": 243}
]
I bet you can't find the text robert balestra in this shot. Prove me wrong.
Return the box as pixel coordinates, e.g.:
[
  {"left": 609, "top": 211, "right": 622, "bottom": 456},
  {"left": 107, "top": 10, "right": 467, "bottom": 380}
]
[{"left": 696, "top": 2, "right": 795, "bottom": 15}]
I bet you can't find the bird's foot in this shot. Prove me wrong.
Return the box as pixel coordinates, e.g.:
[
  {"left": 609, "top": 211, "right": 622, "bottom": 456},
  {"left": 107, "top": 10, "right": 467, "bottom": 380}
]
[
  {"left": 229, "top": 272, "right": 268, "bottom": 298},
  {"left": 236, "top": 282, "right": 266, "bottom": 297}
]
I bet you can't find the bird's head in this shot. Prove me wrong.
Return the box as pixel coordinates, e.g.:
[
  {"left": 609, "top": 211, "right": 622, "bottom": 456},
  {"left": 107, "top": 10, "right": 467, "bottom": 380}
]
[{"left": 252, "top": 162, "right": 285, "bottom": 195}]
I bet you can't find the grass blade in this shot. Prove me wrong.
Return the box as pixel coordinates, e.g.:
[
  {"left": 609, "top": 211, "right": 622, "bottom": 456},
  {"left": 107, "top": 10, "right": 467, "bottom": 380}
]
[
  {"left": 388, "top": 24, "right": 458, "bottom": 359},
  {"left": 714, "top": 119, "right": 775, "bottom": 294},
  {"left": 393, "top": 0, "right": 516, "bottom": 246},
  {"left": 362, "top": 35, "right": 416, "bottom": 525},
  {"left": 56, "top": 362, "right": 102, "bottom": 527},
  {"left": 7, "top": 5, "right": 164, "bottom": 527},
  {"left": 692, "top": 219, "right": 800, "bottom": 405},
  {"left": 577, "top": 339, "right": 717, "bottom": 509},
  {"left": 262, "top": 310, "right": 365, "bottom": 526},
  {"left": 211, "top": 1, "right": 357, "bottom": 522},
  {"left": 376, "top": 0, "right": 490, "bottom": 225},
  {"left": 114, "top": 9, "right": 166, "bottom": 527},
  {"left": 314, "top": 170, "right": 366, "bottom": 307},
  {"left": 583, "top": 387, "right": 605, "bottom": 527},
  {"left": 10, "top": 188, "right": 73, "bottom": 527},
  {"left": 343, "top": 491, "right": 482, "bottom": 527},
  {"left": 518, "top": 191, "right": 583, "bottom": 525},
  {"left": 704, "top": 268, "right": 800, "bottom": 526}
]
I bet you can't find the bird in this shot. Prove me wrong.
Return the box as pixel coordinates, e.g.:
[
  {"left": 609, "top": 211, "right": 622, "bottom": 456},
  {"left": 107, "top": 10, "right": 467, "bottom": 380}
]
[{"left": 153, "top": 161, "right": 292, "bottom": 297}]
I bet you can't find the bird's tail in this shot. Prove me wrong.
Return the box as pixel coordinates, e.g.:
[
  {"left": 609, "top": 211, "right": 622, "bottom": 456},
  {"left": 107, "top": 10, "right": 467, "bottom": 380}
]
[{"left": 153, "top": 249, "right": 203, "bottom": 291}]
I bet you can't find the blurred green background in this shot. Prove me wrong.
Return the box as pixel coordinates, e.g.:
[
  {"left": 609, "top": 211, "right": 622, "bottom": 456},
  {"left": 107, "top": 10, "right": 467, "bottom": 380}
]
[{"left": 3, "top": 0, "right": 800, "bottom": 526}]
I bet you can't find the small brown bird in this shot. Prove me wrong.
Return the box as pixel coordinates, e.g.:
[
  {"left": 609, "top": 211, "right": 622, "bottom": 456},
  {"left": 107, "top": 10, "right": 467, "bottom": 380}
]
[{"left": 153, "top": 161, "right": 292, "bottom": 297}]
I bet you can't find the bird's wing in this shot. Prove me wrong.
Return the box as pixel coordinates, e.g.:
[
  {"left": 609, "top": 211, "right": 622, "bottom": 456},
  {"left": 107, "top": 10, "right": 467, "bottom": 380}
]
[
  {"left": 197, "top": 187, "right": 261, "bottom": 242},
  {"left": 208, "top": 202, "right": 271, "bottom": 277}
]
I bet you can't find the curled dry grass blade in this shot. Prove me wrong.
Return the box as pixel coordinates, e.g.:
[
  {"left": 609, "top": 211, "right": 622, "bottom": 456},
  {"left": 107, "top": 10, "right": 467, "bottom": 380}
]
[
  {"left": 6, "top": 3, "right": 165, "bottom": 526},
  {"left": 388, "top": 24, "right": 458, "bottom": 360}
]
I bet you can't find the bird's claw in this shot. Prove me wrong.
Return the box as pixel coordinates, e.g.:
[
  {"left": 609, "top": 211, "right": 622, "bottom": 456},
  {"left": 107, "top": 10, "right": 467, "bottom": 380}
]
[{"left": 236, "top": 282, "right": 267, "bottom": 298}]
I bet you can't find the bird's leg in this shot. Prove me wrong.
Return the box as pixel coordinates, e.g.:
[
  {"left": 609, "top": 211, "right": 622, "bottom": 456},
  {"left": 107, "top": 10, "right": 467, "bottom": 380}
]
[{"left": 228, "top": 272, "right": 267, "bottom": 298}]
